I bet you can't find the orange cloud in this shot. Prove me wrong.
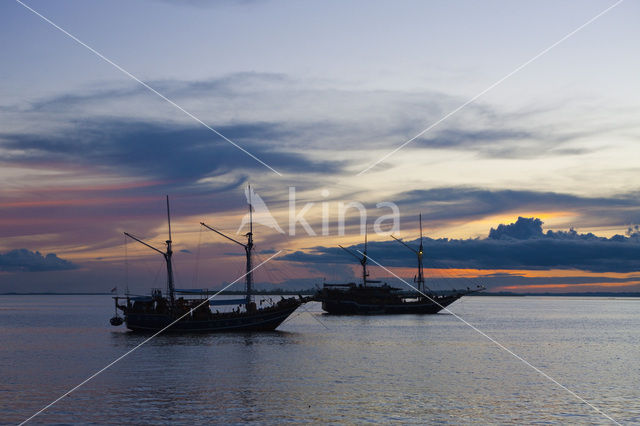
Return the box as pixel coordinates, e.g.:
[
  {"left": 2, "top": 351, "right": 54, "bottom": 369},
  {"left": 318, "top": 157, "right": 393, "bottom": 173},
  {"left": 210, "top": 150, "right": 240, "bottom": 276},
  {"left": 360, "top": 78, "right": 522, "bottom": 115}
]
[{"left": 497, "top": 281, "right": 640, "bottom": 291}]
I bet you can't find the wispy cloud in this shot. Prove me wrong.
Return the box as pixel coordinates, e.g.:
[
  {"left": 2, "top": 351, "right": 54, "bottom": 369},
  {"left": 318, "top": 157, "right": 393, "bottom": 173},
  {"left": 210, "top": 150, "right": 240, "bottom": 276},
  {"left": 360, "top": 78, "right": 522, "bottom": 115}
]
[{"left": 3, "top": 73, "right": 627, "bottom": 164}]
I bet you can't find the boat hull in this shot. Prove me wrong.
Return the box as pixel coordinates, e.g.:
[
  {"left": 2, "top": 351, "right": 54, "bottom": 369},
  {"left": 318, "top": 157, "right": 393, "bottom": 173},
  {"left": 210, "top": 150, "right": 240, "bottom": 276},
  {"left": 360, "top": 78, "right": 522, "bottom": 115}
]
[
  {"left": 123, "top": 302, "right": 301, "bottom": 333},
  {"left": 319, "top": 295, "right": 461, "bottom": 315}
]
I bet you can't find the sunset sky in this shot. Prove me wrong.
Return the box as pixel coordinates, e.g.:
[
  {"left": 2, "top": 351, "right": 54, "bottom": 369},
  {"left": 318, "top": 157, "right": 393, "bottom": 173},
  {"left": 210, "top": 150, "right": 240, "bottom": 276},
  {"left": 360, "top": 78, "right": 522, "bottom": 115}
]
[{"left": 1, "top": 0, "right": 640, "bottom": 293}]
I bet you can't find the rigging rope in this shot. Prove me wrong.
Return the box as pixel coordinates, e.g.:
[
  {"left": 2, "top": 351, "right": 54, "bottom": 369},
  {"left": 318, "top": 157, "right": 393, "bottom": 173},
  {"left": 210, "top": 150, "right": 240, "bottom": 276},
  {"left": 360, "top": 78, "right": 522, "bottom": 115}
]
[
  {"left": 151, "top": 258, "right": 164, "bottom": 288},
  {"left": 172, "top": 257, "right": 179, "bottom": 293}
]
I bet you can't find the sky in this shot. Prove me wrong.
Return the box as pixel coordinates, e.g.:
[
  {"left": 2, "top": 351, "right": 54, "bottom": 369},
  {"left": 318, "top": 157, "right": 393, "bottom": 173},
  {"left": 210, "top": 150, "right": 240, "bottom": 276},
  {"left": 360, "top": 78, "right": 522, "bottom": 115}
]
[{"left": 1, "top": 0, "right": 640, "bottom": 294}]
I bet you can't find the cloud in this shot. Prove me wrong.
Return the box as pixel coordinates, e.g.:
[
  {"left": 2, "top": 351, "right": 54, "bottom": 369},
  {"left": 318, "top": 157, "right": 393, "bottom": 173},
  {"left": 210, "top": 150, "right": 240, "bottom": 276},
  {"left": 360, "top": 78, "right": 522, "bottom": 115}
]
[
  {"left": 0, "top": 249, "right": 77, "bottom": 272},
  {"left": 15, "top": 72, "right": 292, "bottom": 120},
  {"left": 325, "top": 272, "right": 640, "bottom": 293},
  {"left": 281, "top": 217, "right": 640, "bottom": 273},
  {"left": 488, "top": 217, "right": 544, "bottom": 240},
  {"left": 417, "top": 127, "right": 596, "bottom": 159},
  {"left": 470, "top": 273, "right": 640, "bottom": 290},
  {"left": 394, "top": 187, "right": 640, "bottom": 228},
  {"left": 2, "top": 72, "right": 616, "bottom": 163},
  {"left": 0, "top": 119, "right": 345, "bottom": 181},
  {"left": 154, "top": 0, "right": 263, "bottom": 8}
]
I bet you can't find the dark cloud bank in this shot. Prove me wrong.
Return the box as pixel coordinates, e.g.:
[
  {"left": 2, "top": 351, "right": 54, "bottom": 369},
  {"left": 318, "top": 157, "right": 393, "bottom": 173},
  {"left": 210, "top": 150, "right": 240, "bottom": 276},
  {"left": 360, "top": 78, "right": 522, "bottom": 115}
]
[
  {"left": 0, "top": 249, "right": 76, "bottom": 272},
  {"left": 5, "top": 72, "right": 600, "bottom": 172},
  {"left": 395, "top": 187, "right": 640, "bottom": 226},
  {"left": 1, "top": 119, "right": 344, "bottom": 181},
  {"left": 283, "top": 217, "right": 640, "bottom": 273}
]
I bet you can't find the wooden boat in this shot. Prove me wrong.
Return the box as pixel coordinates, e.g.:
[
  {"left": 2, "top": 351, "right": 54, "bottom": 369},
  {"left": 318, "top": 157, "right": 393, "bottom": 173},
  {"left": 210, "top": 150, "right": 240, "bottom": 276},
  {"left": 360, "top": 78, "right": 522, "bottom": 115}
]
[
  {"left": 314, "top": 215, "right": 483, "bottom": 315},
  {"left": 111, "top": 193, "right": 306, "bottom": 332}
]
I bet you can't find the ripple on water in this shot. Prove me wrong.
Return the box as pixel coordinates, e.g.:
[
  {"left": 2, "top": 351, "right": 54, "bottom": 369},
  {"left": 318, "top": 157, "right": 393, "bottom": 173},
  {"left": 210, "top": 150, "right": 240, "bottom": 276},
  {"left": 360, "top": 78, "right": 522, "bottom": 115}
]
[{"left": 1, "top": 295, "right": 639, "bottom": 424}]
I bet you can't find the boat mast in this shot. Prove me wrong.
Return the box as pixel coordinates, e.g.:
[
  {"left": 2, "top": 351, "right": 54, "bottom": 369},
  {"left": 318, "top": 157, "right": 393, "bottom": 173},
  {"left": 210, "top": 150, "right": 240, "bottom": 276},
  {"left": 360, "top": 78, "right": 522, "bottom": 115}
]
[
  {"left": 123, "top": 195, "right": 176, "bottom": 308},
  {"left": 338, "top": 230, "right": 369, "bottom": 287},
  {"left": 245, "top": 185, "right": 254, "bottom": 306},
  {"left": 417, "top": 213, "right": 424, "bottom": 292},
  {"left": 165, "top": 195, "right": 176, "bottom": 306},
  {"left": 200, "top": 186, "right": 255, "bottom": 307},
  {"left": 391, "top": 213, "right": 427, "bottom": 293},
  {"left": 362, "top": 231, "right": 368, "bottom": 286}
]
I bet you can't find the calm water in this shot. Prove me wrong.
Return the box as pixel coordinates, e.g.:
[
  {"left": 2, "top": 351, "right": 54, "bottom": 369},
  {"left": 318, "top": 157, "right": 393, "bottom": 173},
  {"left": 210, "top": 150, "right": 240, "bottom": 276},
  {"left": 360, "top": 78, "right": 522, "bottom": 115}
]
[{"left": 1, "top": 295, "right": 639, "bottom": 425}]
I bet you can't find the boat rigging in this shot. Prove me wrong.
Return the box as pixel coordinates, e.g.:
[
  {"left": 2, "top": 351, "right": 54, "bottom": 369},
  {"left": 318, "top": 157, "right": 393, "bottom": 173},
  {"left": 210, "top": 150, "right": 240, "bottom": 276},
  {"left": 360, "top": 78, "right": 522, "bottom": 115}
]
[
  {"left": 338, "top": 231, "right": 376, "bottom": 287},
  {"left": 390, "top": 213, "right": 427, "bottom": 293},
  {"left": 313, "top": 214, "right": 484, "bottom": 315},
  {"left": 110, "top": 190, "right": 307, "bottom": 332},
  {"left": 123, "top": 196, "right": 176, "bottom": 308}
]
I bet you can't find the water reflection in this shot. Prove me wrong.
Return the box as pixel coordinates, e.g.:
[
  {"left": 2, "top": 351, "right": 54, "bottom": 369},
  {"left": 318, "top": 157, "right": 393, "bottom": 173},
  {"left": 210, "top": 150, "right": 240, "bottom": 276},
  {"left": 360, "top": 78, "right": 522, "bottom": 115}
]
[{"left": 2, "top": 295, "right": 639, "bottom": 424}]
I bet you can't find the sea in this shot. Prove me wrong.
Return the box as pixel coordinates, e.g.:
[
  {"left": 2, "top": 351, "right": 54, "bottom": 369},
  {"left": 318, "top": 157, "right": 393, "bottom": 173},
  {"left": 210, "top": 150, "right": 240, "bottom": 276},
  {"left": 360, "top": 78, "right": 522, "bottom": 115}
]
[{"left": 1, "top": 295, "right": 639, "bottom": 425}]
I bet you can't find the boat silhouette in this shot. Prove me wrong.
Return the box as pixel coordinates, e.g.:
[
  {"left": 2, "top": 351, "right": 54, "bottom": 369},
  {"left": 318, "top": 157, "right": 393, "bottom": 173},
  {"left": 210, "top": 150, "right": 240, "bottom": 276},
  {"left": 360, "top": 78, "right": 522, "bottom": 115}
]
[
  {"left": 111, "top": 192, "right": 306, "bottom": 332},
  {"left": 314, "top": 215, "right": 483, "bottom": 315}
]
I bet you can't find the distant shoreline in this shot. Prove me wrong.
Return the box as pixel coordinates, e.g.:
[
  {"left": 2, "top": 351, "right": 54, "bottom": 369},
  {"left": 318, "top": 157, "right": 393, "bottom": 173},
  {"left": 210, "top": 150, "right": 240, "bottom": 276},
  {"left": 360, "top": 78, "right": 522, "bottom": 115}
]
[
  {"left": 0, "top": 290, "right": 315, "bottom": 296},
  {"left": 2, "top": 290, "right": 640, "bottom": 297},
  {"left": 470, "top": 291, "right": 640, "bottom": 297}
]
